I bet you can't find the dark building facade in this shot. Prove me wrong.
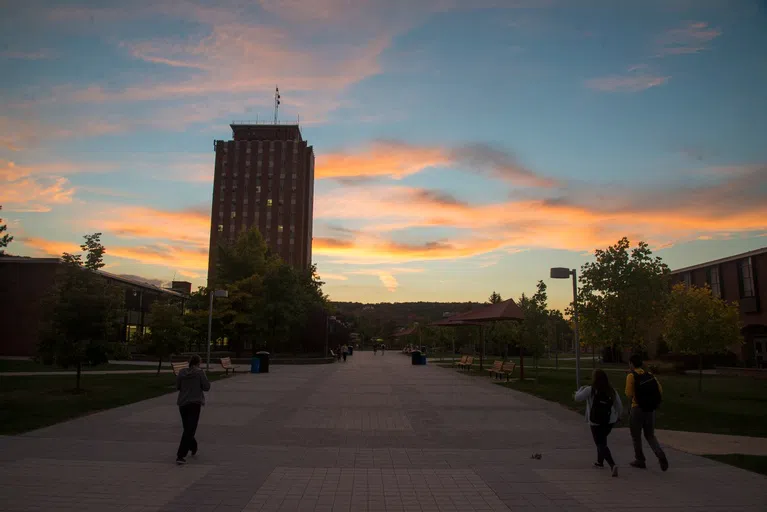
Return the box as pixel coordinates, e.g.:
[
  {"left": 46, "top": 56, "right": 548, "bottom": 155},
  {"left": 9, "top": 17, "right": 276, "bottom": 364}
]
[
  {"left": 207, "top": 123, "right": 315, "bottom": 286},
  {"left": 670, "top": 247, "right": 767, "bottom": 366},
  {"left": 0, "top": 257, "right": 189, "bottom": 357}
]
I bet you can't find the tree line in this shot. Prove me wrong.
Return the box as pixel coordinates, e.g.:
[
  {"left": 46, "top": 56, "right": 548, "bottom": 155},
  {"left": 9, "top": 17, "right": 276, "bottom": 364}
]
[{"left": 36, "top": 228, "right": 330, "bottom": 391}]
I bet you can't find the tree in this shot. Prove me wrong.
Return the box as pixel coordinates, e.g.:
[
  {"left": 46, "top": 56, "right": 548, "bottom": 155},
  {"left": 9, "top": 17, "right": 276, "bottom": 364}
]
[
  {"left": 143, "top": 301, "right": 189, "bottom": 375},
  {"left": 664, "top": 283, "right": 742, "bottom": 391},
  {"left": 576, "top": 237, "right": 670, "bottom": 363},
  {"left": 488, "top": 291, "right": 502, "bottom": 304},
  {"left": 213, "top": 227, "right": 320, "bottom": 355},
  {"left": 515, "top": 280, "right": 548, "bottom": 380},
  {"left": 38, "top": 233, "right": 124, "bottom": 391},
  {"left": 0, "top": 205, "right": 13, "bottom": 255}
]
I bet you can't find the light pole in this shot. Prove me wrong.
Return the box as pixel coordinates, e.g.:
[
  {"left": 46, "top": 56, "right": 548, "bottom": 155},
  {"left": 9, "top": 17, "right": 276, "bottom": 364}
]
[
  {"left": 550, "top": 267, "right": 581, "bottom": 388},
  {"left": 207, "top": 288, "right": 229, "bottom": 370},
  {"left": 325, "top": 315, "right": 336, "bottom": 357}
]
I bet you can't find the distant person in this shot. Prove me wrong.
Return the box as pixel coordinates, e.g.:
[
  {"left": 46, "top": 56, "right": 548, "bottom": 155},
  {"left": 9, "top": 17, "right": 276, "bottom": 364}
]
[
  {"left": 175, "top": 354, "right": 210, "bottom": 465},
  {"left": 381, "top": 343, "right": 385, "bottom": 355},
  {"left": 626, "top": 354, "right": 668, "bottom": 471},
  {"left": 336, "top": 346, "right": 342, "bottom": 361},
  {"left": 575, "top": 369, "right": 623, "bottom": 477},
  {"left": 342, "top": 344, "right": 349, "bottom": 362},
  {"left": 373, "top": 344, "right": 378, "bottom": 355}
]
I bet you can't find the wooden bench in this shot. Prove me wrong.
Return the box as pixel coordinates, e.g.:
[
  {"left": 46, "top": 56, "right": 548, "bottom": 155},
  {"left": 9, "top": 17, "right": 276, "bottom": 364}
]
[
  {"left": 171, "top": 362, "right": 187, "bottom": 376},
  {"left": 459, "top": 355, "right": 474, "bottom": 371},
  {"left": 499, "top": 361, "right": 516, "bottom": 381},
  {"left": 220, "top": 357, "right": 236, "bottom": 375},
  {"left": 486, "top": 360, "right": 504, "bottom": 378},
  {"left": 453, "top": 355, "right": 468, "bottom": 368}
]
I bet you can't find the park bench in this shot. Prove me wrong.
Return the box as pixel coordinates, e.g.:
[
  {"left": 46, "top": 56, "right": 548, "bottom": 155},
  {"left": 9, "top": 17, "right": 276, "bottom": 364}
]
[
  {"left": 220, "top": 357, "right": 237, "bottom": 376},
  {"left": 459, "top": 356, "right": 474, "bottom": 371},
  {"left": 499, "top": 361, "right": 516, "bottom": 381},
  {"left": 454, "top": 355, "right": 468, "bottom": 368},
  {"left": 171, "top": 362, "right": 187, "bottom": 376},
  {"left": 486, "top": 360, "right": 504, "bottom": 378}
]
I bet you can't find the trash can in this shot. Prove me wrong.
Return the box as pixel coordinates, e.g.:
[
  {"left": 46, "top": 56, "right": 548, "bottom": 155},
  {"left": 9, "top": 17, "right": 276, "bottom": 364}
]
[
  {"left": 256, "top": 351, "right": 270, "bottom": 373},
  {"left": 411, "top": 350, "right": 422, "bottom": 365},
  {"left": 420, "top": 353, "right": 427, "bottom": 365},
  {"left": 348, "top": 346, "right": 354, "bottom": 356},
  {"left": 250, "top": 357, "right": 261, "bottom": 374}
]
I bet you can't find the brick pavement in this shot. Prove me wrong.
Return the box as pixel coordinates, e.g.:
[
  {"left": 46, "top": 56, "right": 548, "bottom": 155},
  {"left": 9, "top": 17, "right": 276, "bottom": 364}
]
[{"left": 0, "top": 352, "right": 764, "bottom": 511}]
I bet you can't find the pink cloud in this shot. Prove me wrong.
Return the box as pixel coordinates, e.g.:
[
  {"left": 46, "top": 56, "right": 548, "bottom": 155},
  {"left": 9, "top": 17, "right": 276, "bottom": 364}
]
[
  {"left": 585, "top": 73, "right": 670, "bottom": 93},
  {"left": 656, "top": 21, "right": 721, "bottom": 57}
]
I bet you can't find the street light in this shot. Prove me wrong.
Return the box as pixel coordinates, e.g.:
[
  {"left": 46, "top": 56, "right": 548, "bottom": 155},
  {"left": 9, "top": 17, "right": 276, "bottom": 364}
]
[
  {"left": 325, "top": 315, "right": 336, "bottom": 357},
  {"left": 207, "top": 288, "right": 229, "bottom": 370},
  {"left": 550, "top": 267, "right": 581, "bottom": 388}
]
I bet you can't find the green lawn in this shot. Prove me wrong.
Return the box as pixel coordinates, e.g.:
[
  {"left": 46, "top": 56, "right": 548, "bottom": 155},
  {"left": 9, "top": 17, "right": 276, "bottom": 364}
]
[
  {"left": 0, "top": 360, "right": 159, "bottom": 373},
  {"left": 0, "top": 372, "right": 227, "bottom": 435},
  {"left": 704, "top": 454, "right": 767, "bottom": 476},
  {"left": 494, "top": 368, "right": 767, "bottom": 437}
]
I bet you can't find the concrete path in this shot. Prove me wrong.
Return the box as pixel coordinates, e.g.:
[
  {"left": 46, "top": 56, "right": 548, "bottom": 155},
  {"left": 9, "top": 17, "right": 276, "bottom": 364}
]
[
  {"left": 0, "top": 352, "right": 764, "bottom": 512},
  {"left": 0, "top": 367, "right": 243, "bottom": 376},
  {"left": 652, "top": 430, "right": 767, "bottom": 456}
]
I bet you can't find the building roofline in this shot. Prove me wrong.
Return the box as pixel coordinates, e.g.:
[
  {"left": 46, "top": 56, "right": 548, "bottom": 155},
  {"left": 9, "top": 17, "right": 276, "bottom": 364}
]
[
  {"left": 670, "top": 246, "right": 767, "bottom": 275},
  {"left": 0, "top": 256, "right": 184, "bottom": 297}
]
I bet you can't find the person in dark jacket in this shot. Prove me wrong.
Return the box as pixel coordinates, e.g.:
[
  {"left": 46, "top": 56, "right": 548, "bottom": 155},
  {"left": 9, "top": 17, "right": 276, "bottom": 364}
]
[{"left": 176, "top": 354, "right": 210, "bottom": 465}]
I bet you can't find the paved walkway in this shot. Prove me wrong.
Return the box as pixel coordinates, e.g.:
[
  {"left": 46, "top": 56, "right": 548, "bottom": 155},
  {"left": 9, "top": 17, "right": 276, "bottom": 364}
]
[{"left": 0, "top": 352, "right": 764, "bottom": 511}]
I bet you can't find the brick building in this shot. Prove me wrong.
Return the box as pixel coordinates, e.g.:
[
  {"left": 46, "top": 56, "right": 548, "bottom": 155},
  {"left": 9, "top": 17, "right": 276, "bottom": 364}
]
[
  {"left": 207, "top": 123, "right": 315, "bottom": 287},
  {"left": 0, "top": 257, "right": 189, "bottom": 357},
  {"left": 669, "top": 247, "right": 767, "bottom": 366}
]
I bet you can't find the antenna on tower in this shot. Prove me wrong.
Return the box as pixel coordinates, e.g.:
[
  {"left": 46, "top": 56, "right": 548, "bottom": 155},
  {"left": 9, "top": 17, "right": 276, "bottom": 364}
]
[{"left": 274, "top": 86, "right": 281, "bottom": 124}]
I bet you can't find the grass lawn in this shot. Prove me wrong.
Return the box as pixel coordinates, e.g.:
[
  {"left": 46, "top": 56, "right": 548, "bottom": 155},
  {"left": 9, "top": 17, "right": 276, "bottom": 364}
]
[
  {"left": 494, "top": 368, "right": 767, "bottom": 437},
  {"left": 704, "top": 454, "right": 767, "bottom": 476},
  {"left": 0, "top": 360, "right": 159, "bottom": 373},
  {"left": 0, "top": 372, "right": 227, "bottom": 435}
]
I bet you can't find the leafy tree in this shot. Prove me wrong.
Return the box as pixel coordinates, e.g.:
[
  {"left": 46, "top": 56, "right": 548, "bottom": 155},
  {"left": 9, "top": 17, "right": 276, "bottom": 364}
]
[
  {"left": 213, "top": 227, "right": 321, "bottom": 355},
  {"left": 515, "top": 280, "right": 548, "bottom": 380},
  {"left": 546, "top": 310, "right": 571, "bottom": 366},
  {"left": 143, "top": 300, "right": 189, "bottom": 375},
  {"left": 39, "top": 233, "right": 124, "bottom": 391},
  {"left": 488, "top": 291, "right": 502, "bottom": 304},
  {"left": 575, "top": 237, "right": 670, "bottom": 363},
  {"left": 664, "top": 283, "right": 742, "bottom": 391},
  {"left": 0, "top": 205, "right": 13, "bottom": 255}
]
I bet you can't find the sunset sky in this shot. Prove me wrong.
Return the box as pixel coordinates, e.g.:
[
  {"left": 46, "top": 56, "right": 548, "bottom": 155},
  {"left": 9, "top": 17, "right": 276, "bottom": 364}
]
[{"left": 2, "top": 0, "right": 766, "bottom": 311}]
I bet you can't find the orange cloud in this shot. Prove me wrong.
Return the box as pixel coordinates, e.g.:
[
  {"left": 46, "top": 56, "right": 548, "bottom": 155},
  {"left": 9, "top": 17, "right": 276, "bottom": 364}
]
[
  {"left": 346, "top": 267, "right": 424, "bottom": 292},
  {"left": 317, "top": 141, "right": 557, "bottom": 186},
  {"left": 98, "top": 206, "right": 210, "bottom": 247},
  {"left": 0, "top": 160, "right": 78, "bottom": 212},
  {"left": 18, "top": 237, "right": 79, "bottom": 257},
  {"left": 317, "top": 141, "right": 449, "bottom": 180},
  {"left": 19, "top": 236, "right": 208, "bottom": 271},
  {"left": 108, "top": 243, "right": 209, "bottom": 271},
  {"left": 318, "top": 273, "right": 349, "bottom": 281},
  {"left": 313, "top": 164, "right": 767, "bottom": 262}
]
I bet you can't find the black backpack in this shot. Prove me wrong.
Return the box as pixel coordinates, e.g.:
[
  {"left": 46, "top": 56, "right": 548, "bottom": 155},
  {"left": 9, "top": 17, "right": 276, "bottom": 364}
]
[
  {"left": 589, "top": 388, "right": 614, "bottom": 426},
  {"left": 633, "top": 371, "right": 662, "bottom": 412}
]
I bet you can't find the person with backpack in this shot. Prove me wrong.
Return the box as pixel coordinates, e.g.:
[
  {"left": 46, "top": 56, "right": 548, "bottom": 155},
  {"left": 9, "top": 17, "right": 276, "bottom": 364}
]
[
  {"left": 575, "top": 369, "right": 623, "bottom": 477},
  {"left": 175, "top": 354, "right": 211, "bottom": 465},
  {"left": 626, "top": 354, "right": 669, "bottom": 471}
]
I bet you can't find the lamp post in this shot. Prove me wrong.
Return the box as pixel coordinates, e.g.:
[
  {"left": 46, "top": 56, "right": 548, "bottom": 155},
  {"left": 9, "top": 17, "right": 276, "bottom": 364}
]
[
  {"left": 325, "top": 315, "right": 336, "bottom": 357},
  {"left": 550, "top": 267, "right": 581, "bottom": 388},
  {"left": 207, "top": 288, "right": 229, "bottom": 370}
]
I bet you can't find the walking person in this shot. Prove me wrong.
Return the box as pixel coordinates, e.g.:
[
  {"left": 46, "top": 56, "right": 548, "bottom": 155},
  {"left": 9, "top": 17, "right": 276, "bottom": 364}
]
[
  {"left": 176, "top": 354, "right": 210, "bottom": 465},
  {"left": 626, "top": 354, "right": 669, "bottom": 471},
  {"left": 575, "top": 369, "right": 623, "bottom": 477},
  {"left": 342, "top": 344, "right": 349, "bottom": 362},
  {"left": 373, "top": 344, "right": 378, "bottom": 356}
]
